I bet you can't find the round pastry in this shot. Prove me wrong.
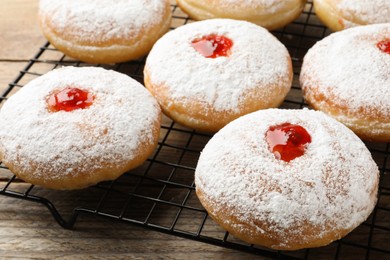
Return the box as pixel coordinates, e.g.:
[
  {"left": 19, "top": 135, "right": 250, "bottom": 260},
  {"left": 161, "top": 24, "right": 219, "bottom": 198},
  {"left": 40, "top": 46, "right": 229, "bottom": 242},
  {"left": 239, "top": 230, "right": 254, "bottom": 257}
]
[
  {"left": 176, "top": 0, "right": 307, "bottom": 31},
  {"left": 0, "top": 67, "right": 161, "bottom": 190},
  {"left": 144, "top": 19, "right": 293, "bottom": 132},
  {"left": 300, "top": 23, "right": 390, "bottom": 142},
  {"left": 38, "top": 0, "right": 172, "bottom": 64},
  {"left": 195, "top": 108, "right": 379, "bottom": 250},
  {"left": 313, "top": 0, "right": 390, "bottom": 31}
]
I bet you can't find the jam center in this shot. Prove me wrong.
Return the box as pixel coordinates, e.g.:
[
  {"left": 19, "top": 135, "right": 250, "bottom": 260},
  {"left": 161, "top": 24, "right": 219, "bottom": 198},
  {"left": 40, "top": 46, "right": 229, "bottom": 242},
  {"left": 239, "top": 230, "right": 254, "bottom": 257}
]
[
  {"left": 191, "top": 34, "right": 233, "bottom": 58},
  {"left": 377, "top": 39, "right": 390, "bottom": 54},
  {"left": 266, "top": 123, "right": 312, "bottom": 162},
  {"left": 47, "top": 87, "right": 94, "bottom": 112}
]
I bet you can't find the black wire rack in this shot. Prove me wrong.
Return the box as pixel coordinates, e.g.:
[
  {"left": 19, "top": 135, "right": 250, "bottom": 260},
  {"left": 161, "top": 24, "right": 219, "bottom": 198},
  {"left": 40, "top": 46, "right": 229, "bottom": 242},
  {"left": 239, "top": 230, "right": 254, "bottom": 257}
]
[{"left": 1, "top": 1, "right": 389, "bottom": 259}]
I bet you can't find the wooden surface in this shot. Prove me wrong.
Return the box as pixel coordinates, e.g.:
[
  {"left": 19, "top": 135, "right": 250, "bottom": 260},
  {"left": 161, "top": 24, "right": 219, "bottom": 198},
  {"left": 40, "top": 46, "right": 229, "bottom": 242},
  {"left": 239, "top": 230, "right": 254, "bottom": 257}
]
[
  {"left": 0, "top": 0, "right": 42, "bottom": 90},
  {"left": 0, "top": 1, "right": 261, "bottom": 259}
]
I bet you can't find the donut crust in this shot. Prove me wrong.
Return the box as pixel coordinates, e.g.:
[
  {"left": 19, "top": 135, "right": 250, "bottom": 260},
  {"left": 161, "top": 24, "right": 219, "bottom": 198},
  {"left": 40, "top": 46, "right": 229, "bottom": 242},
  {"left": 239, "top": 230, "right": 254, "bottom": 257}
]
[
  {"left": 194, "top": 109, "right": 379, "bottom": 250},
  {"left": 313, "top": 0, "right": 390, "bottom": 31},
  {"left": 0, "top": 67, "right": 162, "bottom": 190},
  {"left": 176, "top": 0, "right": 307, "bottom": 30},
  {"left": 302, "top": 85, "right": 390, "bottom": 142},
  {"left": 0, "top": 122, "right": 160, "bottom": 190},
  {"left": 300, "top": 24, "right": 390, "bottom": 142},
  {"left": 144, "top": 19, "right": 293, "bottom": 133},
  {"left": 144, "top": 67, "right": 292, "bottom": 133},
  {"left": 196, "top": 187, "right": 354, "bottom": 250},
  {"left": 313, "top": 0, "right": 356, "bottom": 31},
  {"left": 38, "top": 1, "right": 172, "bottom": 63}
]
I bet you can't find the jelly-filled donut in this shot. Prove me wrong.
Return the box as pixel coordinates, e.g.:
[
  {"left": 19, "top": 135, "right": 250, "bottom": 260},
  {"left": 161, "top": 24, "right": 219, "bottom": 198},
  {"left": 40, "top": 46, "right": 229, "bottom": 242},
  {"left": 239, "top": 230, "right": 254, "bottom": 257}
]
[
  {"left": 176, "top": 0, "right": 307, "bottom": 31},
  {"left": 144, "top": 19, "right": 293, "bottom": 132},
  {"left": 195, "top": 109, "right": 379, "bottom": 250},
  {"left": 38, "top": 0, "right": 172, "bottom": 63},
  {"left": 300, "top": 24, "right": 390, "bottom": 142},
  {"left": 313, "top": 0, "right": 390, "bottom": 31},
  {"left": 0, "top": 67, "right": 161, "bottom": 190}
]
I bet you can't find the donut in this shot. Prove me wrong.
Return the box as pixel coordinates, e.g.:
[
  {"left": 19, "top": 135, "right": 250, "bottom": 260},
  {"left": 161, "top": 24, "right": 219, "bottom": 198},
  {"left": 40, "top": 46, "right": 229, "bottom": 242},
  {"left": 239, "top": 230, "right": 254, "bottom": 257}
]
[
  {"left": 0, "top": 67, "right": 161, "bottom": 190},
  {"left": 144, "top": 19, "right": 293, "bottom": 133},
  {"left": 38, "top": 0, "right": 172, "bottom": 64},
  {"left": 313, "top": 0, "right": 390, "bottom": 31},
  {"left": 300, "top": 24, "right": 390, "bottom": 142},
  {"left": 176, "top": 0, "right": 307, "bottom": 31},
  {"left": 195, "top": 108, "right": 379, "bottom": 250}
]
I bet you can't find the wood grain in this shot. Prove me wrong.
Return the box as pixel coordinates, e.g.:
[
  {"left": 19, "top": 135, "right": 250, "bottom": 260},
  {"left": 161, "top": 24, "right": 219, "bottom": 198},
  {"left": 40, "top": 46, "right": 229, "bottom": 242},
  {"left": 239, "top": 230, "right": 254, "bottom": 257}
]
[
  {"left": 0, "top": 0, "right": 44, "bottom": 95},
  {"left": 0, "top": 0, "right": 43, "bottom": 60},
  {"left": 0, "top": 184, "right": 262, "bottom": 259}
]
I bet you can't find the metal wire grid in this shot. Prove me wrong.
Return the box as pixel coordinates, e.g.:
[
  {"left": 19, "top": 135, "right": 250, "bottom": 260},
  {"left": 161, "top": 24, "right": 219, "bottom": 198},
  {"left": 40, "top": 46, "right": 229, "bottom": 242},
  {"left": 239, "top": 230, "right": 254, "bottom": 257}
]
[{"left": 0, "top": 1, "right": 389, "bottom": 259}]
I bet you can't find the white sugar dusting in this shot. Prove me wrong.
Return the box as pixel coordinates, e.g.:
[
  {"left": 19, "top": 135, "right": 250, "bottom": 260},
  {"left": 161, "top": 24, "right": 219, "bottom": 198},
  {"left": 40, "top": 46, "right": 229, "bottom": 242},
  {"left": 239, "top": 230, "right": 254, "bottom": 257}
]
[
  {"left": 0, "top": 67, "right": 160, "bottom": 180},
  {"left": 145, "top": 19, "right": 292, "bottom": 112},
  {"left": 39, "top": 0, "right": 168, "bottom": 42},
  {"left": 301, "top": 24, "right": 390, "bottom": 117},
  {"left": 207, "top": 0, "right": 287, "bottom": 11},
  {"left": 195, "top": 109, "right": 379, "bottom": 246},
  {"left": 337, "top": 0, "right": 390, "bottom": 25}
]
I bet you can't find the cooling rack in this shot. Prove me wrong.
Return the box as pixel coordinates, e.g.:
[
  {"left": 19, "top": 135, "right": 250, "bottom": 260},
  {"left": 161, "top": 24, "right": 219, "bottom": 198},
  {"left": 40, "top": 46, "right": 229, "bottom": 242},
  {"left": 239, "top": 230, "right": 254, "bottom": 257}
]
[{"left": 0, "top": 1, "right": 389, "bottom": 259}]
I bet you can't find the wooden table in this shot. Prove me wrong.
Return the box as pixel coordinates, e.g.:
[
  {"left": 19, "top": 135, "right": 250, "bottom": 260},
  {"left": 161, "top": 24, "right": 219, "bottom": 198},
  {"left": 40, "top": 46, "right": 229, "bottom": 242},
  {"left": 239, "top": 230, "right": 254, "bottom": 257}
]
[{"left": 0, "top": 1, "right": 260, "bottom": 258}]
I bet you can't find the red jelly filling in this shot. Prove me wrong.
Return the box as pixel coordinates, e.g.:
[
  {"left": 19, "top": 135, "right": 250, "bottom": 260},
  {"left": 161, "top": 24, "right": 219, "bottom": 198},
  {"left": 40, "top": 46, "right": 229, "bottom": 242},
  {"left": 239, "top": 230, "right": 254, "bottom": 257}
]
[
  {"left": 377, "top": 39, "right": 390, "bottom": 54},
  {"left": 191, "top": 34, "right": 233, "bottom": 58},
  {"left": 266, "top": 123, "right": 311, "bottom": 162},
  {"left": 47, "top": 87, "right": 94, "bottom": 112}
]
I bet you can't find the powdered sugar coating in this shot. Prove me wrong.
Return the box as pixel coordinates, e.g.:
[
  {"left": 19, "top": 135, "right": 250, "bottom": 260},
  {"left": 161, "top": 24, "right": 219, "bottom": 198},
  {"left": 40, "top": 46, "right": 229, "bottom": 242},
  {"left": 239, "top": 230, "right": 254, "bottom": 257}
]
[
  {"left": 195, "top": 109, "right": 378, "bottom": 248},
  {"left": 201, "top": 0, "right": 288, "bottom": 10},
  {"left": 39, "top": 0, "right": 169, "bottom": 44},
  {"left": 336, "top": 0, "right": 390, "bottom": 26},
  {"left": 301, "top": 24, "right": 390, "bottom": 118},
  {"left": 145, "top": 19, "right": 292, "bottom": 112},
  {"left": 0, "top": 67, "right": 160, "bottom": 183},
  {"left": 178, "top": 0, "right": 304, "bottom": 14}
]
